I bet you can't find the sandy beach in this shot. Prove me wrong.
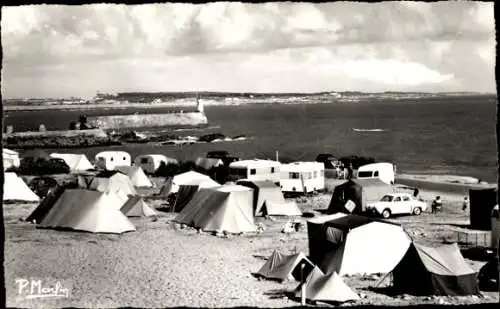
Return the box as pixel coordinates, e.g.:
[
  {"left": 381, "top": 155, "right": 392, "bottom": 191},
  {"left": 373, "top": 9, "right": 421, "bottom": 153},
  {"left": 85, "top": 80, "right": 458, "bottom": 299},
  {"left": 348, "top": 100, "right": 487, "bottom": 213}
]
[{"left": 4, "top": 175, "right": 499, "bottom": 308}]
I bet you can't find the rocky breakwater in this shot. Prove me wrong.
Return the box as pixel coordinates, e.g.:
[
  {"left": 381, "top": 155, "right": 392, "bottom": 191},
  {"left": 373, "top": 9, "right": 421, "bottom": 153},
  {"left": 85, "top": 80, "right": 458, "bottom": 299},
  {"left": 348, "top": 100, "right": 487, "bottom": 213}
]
[
  {"left": 88, "top": 112, "right": 208, "bottom": 130},
  {"left": 3, "top": 129, "right": 117, "bottom": 149}
]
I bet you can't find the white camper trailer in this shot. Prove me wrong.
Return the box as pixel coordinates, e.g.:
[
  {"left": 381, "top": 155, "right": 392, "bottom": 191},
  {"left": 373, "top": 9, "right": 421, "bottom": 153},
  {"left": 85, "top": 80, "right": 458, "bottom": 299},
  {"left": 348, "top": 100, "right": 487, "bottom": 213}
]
[
  {"left": 229, "top": 159, "right": 281, "bottom": 185},
  {"left": 95, "top": 151, "right": 131, "bottom": 171},
  {"left": 357, "top": 162, "right": 395, "bottom": 185},
  {"left": 491, "top": 205, "right": 500, "bottom": 249},
  {"left": 134, "top": 154, "right": 178, "bottom": 174},
  {"left": 280, "top": 161, "right": 325, "bottom": 194}
]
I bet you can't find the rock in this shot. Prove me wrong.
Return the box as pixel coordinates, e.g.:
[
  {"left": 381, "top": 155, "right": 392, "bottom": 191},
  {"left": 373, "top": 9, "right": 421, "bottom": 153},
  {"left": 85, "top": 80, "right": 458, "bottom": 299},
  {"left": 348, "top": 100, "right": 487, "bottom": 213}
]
[{"left": 359, "top": 293, "right": 367, "bottom": 299}]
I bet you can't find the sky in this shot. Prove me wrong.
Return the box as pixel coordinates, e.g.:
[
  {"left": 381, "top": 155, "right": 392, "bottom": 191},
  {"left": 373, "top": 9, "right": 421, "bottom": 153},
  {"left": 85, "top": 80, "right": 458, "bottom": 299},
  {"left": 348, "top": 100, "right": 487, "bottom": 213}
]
[{"left": 1, "top": 2, "right": 496, "bottom": 99}]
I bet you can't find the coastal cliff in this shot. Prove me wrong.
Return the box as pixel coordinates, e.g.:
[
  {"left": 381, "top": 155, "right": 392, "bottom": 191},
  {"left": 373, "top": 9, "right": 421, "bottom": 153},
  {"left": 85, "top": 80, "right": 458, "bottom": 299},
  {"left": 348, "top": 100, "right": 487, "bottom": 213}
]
[{"left": 88, "top": 112, "right": 208, "bottom": 129}]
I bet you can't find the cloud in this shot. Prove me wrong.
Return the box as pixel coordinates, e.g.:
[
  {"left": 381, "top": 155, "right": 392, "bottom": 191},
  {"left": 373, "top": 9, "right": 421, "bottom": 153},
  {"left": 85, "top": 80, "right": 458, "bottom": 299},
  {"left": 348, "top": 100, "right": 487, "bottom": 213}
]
[{"left": 1, "top": 2, "right": 496, "bottom": 97}]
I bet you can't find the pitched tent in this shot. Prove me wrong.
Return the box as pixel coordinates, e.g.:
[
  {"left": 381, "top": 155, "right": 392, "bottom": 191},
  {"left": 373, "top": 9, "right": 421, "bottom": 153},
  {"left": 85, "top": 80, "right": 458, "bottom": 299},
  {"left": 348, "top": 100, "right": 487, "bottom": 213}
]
[
  {"left": 88, "top": 171, "right": 137, "bottom": 197},
  {"left": 237, "top": 180, "right": 301, "bottom": 216},
  {"left": 328, "top": 179, "right": 395, "bottom": 214},
  {"left": 173, "top": 179, "right": 221, "bottom": 212},
  {"left": 307, "top": 213, "right": 411, "bottom": 276},
  {"left": 469, "top": 187, "right": 498, "bottom": 230},
  {"left": 114, "top": 165, "right": 154, "bottom": 188},
  {"left": 391, "top": 243, "right": 480, "bottom": 296},
  {"left": 50, "top": 153, "right": 94, "bottom": 172},
  {"left": 160, "top": 171, "right": 218, "bottom": 196},
  {"left": 294, "top": 266, "right": 360, "bottom": 303},
  {"left": 174, "top": 184, "right": 256, "bottom": 234},
  {"left": 120, "top": 195, "right": 157, "bottom": 217},
  {"left": 3, "top": 172, "right": 40, "bottom": 202},
  {"left": 38, "top": 189, "right": 136, "bottom": 234},
  {"left": 26, "top": 184, "right": 73, "bottom": 223},
  {"left": 254, "top": 250, "right": 315, "bottom": 282}
]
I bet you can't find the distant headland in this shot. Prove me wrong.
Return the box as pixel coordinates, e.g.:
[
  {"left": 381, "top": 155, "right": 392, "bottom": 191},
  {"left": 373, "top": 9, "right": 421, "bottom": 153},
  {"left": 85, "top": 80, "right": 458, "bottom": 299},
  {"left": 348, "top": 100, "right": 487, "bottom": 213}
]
[{"left": 3, "top": 91, "right": 496, "bottom": 111}]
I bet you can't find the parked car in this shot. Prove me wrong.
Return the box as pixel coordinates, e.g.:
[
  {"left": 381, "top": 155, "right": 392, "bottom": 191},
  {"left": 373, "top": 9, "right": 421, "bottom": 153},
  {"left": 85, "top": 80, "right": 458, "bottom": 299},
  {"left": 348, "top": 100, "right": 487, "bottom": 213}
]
[
  {"left": 206, "top": 151, "right": 230, "bottom": 159},
  {"left": 206, "top": 151, "right": 239, "bottom": 166},
  {"left": 29, "top": 176, "right": 59, "bottom": 198},
  {"left": 315, "top": 153, "right": 341, "bottom": 169},
  {"left": 366, "top": 193, "right": 428, "bottom": 218}
]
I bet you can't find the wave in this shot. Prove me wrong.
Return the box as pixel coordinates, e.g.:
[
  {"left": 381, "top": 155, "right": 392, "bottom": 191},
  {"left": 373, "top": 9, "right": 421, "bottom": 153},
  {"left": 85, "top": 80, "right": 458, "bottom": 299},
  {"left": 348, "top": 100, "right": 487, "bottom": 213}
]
[{"left": 352, "top": 128, "right": 386, "bottom": 132}]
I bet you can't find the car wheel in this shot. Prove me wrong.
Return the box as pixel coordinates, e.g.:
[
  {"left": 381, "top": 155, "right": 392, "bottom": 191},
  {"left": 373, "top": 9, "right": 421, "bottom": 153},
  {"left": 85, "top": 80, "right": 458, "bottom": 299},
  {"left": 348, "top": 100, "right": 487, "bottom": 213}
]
[
  {"left": 382, "top": 209, "right": 391, "bottom": 219},
  {"left": 413, "top": 207, "right": 422, "bottom": 215}
]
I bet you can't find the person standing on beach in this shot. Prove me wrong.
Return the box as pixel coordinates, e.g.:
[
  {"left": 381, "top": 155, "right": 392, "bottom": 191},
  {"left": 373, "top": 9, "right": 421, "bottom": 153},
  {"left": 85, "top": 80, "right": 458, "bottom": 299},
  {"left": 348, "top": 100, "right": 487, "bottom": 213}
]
[
  {"left": 432, "top": 196, "right": 442, "bottom": 214},
  {"left": 462, "top": 197, "right": 469, "bottom": 212}
]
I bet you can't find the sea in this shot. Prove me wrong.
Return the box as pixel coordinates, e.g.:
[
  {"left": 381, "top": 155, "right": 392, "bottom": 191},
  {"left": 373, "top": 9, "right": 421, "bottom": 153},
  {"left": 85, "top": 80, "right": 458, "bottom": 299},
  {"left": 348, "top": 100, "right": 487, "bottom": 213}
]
[{"left": 3, "top": 95, "right": 498, "bottom": 183}]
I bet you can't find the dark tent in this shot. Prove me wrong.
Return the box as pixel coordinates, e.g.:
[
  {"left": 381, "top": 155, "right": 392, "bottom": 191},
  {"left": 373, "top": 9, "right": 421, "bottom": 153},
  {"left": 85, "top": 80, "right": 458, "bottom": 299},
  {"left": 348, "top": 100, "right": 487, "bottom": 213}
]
[
  {"left": 327, "top": 179, "right": 395, "bottom": 214},
  {"left": 307, "top": 214, "right": 411, "bottom": 276},
  {"left": 254, "top": 250, "right": 315, "bottom": 282},
  {"left": 469, "top": 187, "right": 498, "bottom": 230},
  {"left": 26, "top": 183, "right": 77, "bottom": 223},
  {"left": 236, "top": 180, "right": 288, "bottom": 216},
  {"left": 391, "top": 243, "right": 480, "bottom": 296},
  {"left": 173, "top": 185, "right": 199, "bottom": 212}
]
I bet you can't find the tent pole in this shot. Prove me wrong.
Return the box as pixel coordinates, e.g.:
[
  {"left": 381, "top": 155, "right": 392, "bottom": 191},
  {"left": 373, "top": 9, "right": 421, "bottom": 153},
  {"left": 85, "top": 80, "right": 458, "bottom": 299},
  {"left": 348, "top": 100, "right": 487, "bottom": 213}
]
[
  {"left": 374, "top": 272, "right": 391, "bottom": 288},
  {"left": 300, "top": 263, "right": 306, "bottom": 305}
]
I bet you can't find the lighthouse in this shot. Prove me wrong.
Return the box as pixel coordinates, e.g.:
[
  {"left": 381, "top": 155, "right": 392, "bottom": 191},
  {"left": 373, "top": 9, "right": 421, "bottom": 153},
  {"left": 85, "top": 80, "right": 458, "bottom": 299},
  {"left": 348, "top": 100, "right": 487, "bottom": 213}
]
[{"left": 196, "top": 94, "right": 204, "bottom": 113}]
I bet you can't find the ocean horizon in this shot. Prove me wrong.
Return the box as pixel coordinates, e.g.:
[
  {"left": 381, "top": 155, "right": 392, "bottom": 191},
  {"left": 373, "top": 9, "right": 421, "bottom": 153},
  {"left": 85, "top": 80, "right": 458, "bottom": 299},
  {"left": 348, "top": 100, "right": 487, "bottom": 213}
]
[{"left": 3, "top": 95, "right": 498, "bottom": 183}]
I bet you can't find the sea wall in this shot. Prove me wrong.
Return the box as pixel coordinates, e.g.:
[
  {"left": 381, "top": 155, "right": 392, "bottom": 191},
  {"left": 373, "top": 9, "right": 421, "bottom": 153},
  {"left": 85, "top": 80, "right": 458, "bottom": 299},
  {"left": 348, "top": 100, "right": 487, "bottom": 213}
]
[
  {"left": 3, "top": 129, "right": 115, "bottom": 149},
  {"left": 88, "top": 112, "right": 208, "bottom": 129}
]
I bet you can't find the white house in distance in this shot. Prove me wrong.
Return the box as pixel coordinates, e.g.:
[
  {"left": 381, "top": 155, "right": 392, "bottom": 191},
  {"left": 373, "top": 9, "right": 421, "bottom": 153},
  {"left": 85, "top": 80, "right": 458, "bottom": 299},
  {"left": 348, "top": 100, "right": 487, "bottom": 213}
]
[
  {"left": 357, "top": 162, "right": 396, "bottom": 185},
  {"left": 95, "top": 151, "right": 131, "bottom": 171},
  {"left": 134, "top": 154, "right": 179, "bottom": 174},
  {"left": 280, "top": 161, "right": 325, "bottom": 194},
  {"left": 229, "top": 159, "right": 281, "bottom": 185}
]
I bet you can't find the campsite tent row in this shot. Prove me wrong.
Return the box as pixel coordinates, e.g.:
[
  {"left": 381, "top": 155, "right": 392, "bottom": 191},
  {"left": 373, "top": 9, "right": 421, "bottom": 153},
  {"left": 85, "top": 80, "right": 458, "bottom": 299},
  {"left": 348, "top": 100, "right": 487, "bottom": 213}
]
[
  {"left": 26, "top": 187, "right": 156, "bottom": 234},
  {"left": 160, "top": 171, "right": 302, "bottom": 217},
  {"left": 253, "top": 213, "right": 480, "bottom": 304}
]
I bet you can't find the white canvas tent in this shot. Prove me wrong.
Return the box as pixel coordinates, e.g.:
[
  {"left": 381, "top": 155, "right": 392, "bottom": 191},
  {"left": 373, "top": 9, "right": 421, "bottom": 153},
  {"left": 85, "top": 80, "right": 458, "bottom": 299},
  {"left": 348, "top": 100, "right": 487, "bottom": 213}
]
[
  {"left": 3, "top": 148, "right": 20, "bottom": 170},
  {"left": 120, "top": 196, "right": 157, "bottom": 217},
  {"left": 3, "top": 172, "right": 40, "bottom": 202},
  {"left": 294, "top": 267, "right": 360, "bottom": 303},
  {"left": 307, "top": 213, "right": 411, "bottom": 276},
  {"left": 88, "top": 171, "right": 137, "bottom": 197},
  {"left": 175, "top": 184, "right": 256, "bottom": 234},
  {"left": 38, "top": 189, "right": 136, "bottom": 234},
  {"left": 114, "top": 165, "right": 154, "bottom": 188},
  {"left": 50, "top": 153, "right": 94, "bottom": 171},
  {"left": 160, "top": 171, "right": 218, "bottom": 196}
]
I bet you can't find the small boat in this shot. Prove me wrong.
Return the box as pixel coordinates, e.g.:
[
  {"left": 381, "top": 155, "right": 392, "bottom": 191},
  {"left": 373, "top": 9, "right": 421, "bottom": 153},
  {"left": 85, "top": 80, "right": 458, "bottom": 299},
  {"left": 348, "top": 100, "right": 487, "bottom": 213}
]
[{"left": 352, "top": 128, "right": 386, "bottom": 132}]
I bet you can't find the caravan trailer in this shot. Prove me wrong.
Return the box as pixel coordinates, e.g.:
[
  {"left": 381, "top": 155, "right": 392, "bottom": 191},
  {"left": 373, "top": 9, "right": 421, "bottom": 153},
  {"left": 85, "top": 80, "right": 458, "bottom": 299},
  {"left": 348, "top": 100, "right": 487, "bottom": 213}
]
[
  {"left": 95, "top": 151, "right": 131, "bottom": 171},
  {"left": 280, "top": 161, "right": 325, "bottom": 194},
  {"left": 134, "top": 154, "right": 178, "bottom": 174},
  {"left": 357, "top": 162, "right": 396, "bottom": 185},
  {"left": 228, "top": 159, "right": 281, "bottom": 185}
]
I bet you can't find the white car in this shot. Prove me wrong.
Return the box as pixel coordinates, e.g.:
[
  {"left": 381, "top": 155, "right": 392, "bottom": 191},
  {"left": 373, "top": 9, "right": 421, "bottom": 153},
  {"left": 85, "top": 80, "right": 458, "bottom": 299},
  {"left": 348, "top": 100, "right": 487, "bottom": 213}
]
[{"left": 366, "top": 193, "right": 428, "bottom": 219}]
